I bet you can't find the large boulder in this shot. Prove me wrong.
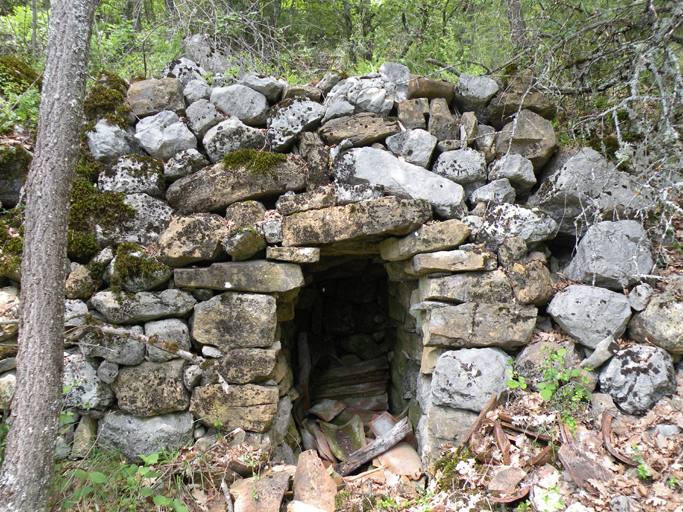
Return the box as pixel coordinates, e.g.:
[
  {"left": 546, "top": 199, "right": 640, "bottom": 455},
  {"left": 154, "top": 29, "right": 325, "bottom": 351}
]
[
  {"left": 95, "top": 193, "right": 173, "bottom": 246},
  {"left": 547, "top": 285, "right": 631, "bottom": 348},
  {"left": 202, "top": 118, "right": 266, "bottom": 163},
  {"left": 134, "top": 110, "right": 197, "bottom": 162},
  {"left": 166, "top": 152, "right": 307, "bottom": 214},
  {"left": 86, "top": 120, "right": 138, "bottom": 164},
  {"left": 63, "top": 353, "right": 114, "bottom": 410},
  {"left": 210, "top": 84, "right": 269, "bottom": 126},
  {"left": 431, "top": 348, "right": 512, "bottom": 412},
  {"left": 494, "top": 110, "right": 558, "bottom": 170},
  {"left": 472, "top": 203, "right": 558, "bottom": 250},
  {"left": 98, "top": 154, "right": 165, "bottom": 198},
  {"left": 324, "top": 74, "right": 397, "bottom": 120},
  {"left": 527, "top": 148, "right": 654, "bottom": 238},
  {"left": 599, "top": 345, "right": 675, "bottom": 415},
  {"left": 432, "top": 149, "right": 488, "bottom": 197},
  {"left": 80, "top": 324, "right": 146, "bottom": 366},
  {"left": 334, "top": 148, "right": 466, "bottom": 219},
  {"left": 630, "top": 292, "right": 683, "bottom": 354},
  {"left": 98, "top": 410, "right": 193, "bottom": 461},
  {"left": 156, "top": 214, "right": 229, "bottom": 267},
  {"left": 267, "top": 99, "right": 326, "bottom": 152},
  {"left": 91, "top": 289, "right": 196, "bottom": 324},
  {"left": 453, "top": 74, "right": 500, "bottom": 113},
  {"left": 564, "top": 220, "right": 653, "bottom": 290},
  {"left": 175, "top": 261, "right": 305, "bottom": 293},
  {"left": 112, "top": 359, "right": 190, "bottom": 417},
  {"left": 127, "top": 78, "right": 185, "bottom": 117}
]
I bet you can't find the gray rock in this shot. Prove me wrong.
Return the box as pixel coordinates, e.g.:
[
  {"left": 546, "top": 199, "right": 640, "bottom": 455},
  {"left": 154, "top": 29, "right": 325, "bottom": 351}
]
[
  {"left": 112, "top": 359, "right": 189, "bottom": 417},
  {"left": 432, "top": 148, "right": 488, "bottom": 196},
  {"left": 485, "top": 79, "right": 556, "bottom": 129},
  {"left": 419, "top": 404, "right": 478, "bottom": 464},
  {"left": 86, "top": 120, "right": 138, "bottom": 164},
  {"left": 225, "top": 201, "right": 266, "bottom": 227},
  {"left": 164, "top": 148, "right": 209, "bottom": 181},
  {"left": 267, "top": 99, "right": 326, "bottom": 152},
  {"left": 183, "top": 79, "right": 211, "bottom": 104},
  {"left": 127, "top": 78, "right": 185, "bottom": 117},
  {"left": 183, "top": 34, "right": 234, "bottom": 75},
  {"left": 379, "top": 62, "right": 411, "bottom": 102},
  {"left": 282, "top": 84, "right": 322, "bottom": 102},
  {"left": 580, "top": 336, "right": 619, "bottom": 369},
  {"left": 317, "top": 70, "right": 344, "bottom": 94},
  {"left": 610, "top": 496, "right": 631, "bottom": 512},
  {"left": 63, "top": 353, "right": 114, "bottom": 410},
  {"left": 163, "top": 58, "right": 206, "bottom": 86},
  {"left": 495, "top": 109, "right": 558, "bottom": 170},
  {"left": 262, "top": 220, "right": 283, "bottom": 244},
  {"left": 157, "top": 213, "right": 229, "bottom": 267},
  {"left": 459, "top": 111, "right": 478, "bottom": 147},
  {"left": 221, "top": 226, "right": 266, "bottom": 260},
  {"left": 175, "top": 261, "right": 305, "bottom": 293},
  {"left": 98, "top": 410, "right": 193, "bottom": 461},
  {"left": 201, "top": 117, "right": 267, "bottom": 163},
  {"left": 630, "top": 292, "right": 683, "bottom": 354},
  {"left": 183, "top": 364, "right": 203, "bottom": 390},
  {"left": 80, "top": 324, "right": 146, "bottom": 365},
  {"left": 474, "top": 124, "right": 496, "bottom": 151},
  {"left": 527, "top": 148, "right": 654, "bottom": 238},
  {"left": 470, "top": 179, "right": 516, "bottom": 204},
  {"left": 324, "top": 74, "right": 397, "bottom": 118},
  {"left": 334, "top": 147, "right": 466, "bottom": 218},
  {"left": 335, "top": 183, "right": 384, "bottom": 205},
  {"left": 0, "top": 371, "right": 16, "bottom": 406},
  {"left": 453, "top": 74, "right": 500, "bottom": 113},
  {"left": 97, "top": 361, "right": 119, "bottom": 384},
  {"left": 91, "top": 289, "right": 196, "bottom": 324},
  {"left": 431, "top": 348, "right": 512, "bottom": 412},
  {"left": 64, "top": 299, "right": 89, "bottom": 328},
  {"left": 385, "top": 129, "right": 437, "bottom": 168},
  {"left": 628, "top": 283, "right": 654, "bottom": 311},
  {"left": 210, "top": 84, "right": 269, "bottom": 126},
  {"left": 134, "top": 110, "right": 197, "bottom": 162},
  {"left": 428, "top": 98, "right": 458, "bottom": 141},
  {"left": 98, "top": 154, "right": 165, "bottom": 198},
  {"left": 474, "top": 203, "right": 558, "bottom": 250},
  {"left": 145, "top": 318, "right": 192, "bottom": 362},
  {"left": 185, "top": 99, "right": 224, "bottom": 139},
  {"left": 488, "top": 154, "right": 536, "bottom": 193},
  {"left": 599, "top": 345, "right": 675, "bottom": 415},
  {"left": 547, "top": 285, "right": 632, "bottom": 348},
  {"left": 321, "top": 100, "right": 355, "bottom": 124},
  {"left": 419, "top": 269, "right": 514, "bottom": 303},
  {"left": 564, "top": 220, "right": 653, "bottom": 290},
  {"left": 276, "top": 187, "right": 336, "bottom": 215},
  {"left": 95, "top": 193, "right": 173, "bottom": 246},
  {"left": 239, "top": 74, "right": 286, "bottom": 103},
  {"left": 202, "top": 345, "right": 224, "bottom": 358}
]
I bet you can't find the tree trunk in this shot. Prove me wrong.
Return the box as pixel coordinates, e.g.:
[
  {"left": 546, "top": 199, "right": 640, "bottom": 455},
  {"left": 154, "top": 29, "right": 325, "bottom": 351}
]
[
  {"left": 0, "top": 0, "right": 96, "bottom": 510},
  {"left": 505, "top": 0, "right": 528, "bottom": 50}
]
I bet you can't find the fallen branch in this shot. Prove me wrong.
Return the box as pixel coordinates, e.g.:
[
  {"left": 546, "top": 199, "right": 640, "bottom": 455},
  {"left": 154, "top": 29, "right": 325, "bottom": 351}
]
[
  {"left": 601, "top": 413, "right": 638, "bottom": 467},
  {"left": 456, "top": 393, "right": 498, "bottom": 450}
]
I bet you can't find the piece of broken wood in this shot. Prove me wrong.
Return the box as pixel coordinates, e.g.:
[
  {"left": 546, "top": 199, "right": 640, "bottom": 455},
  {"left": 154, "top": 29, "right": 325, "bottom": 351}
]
[
  {"left": 333, "top": 417, "right": 412, "bottom": 476},
  {"left": 456, "top": 393, "right": 498, "bottom": 450},
  {"left": 493, "top": 420, "right": 511, "bottom": 465},
  {"left": 601, "top": 412, "right": 638, "bottom": 467}
]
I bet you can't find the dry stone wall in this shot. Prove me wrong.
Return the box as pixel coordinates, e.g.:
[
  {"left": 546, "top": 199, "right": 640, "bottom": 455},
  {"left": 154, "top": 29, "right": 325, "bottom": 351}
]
[{"left": 1, "top": 58, "right": 681, "bottom": 467}]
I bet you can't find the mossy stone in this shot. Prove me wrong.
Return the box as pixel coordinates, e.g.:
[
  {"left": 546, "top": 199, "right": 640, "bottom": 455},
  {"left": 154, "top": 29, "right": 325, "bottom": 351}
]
[
  {"left": 111, "top": 242, "right": 170, "bottom": 293},
  {"left": 0, "top": 56, "right": 42, "bottom": 95},
  {"left": 222, "top": 149, "right": 287, "bottom": 177},
  {"left": 0, "top": 207, "right": 24, "bottom": 278}
]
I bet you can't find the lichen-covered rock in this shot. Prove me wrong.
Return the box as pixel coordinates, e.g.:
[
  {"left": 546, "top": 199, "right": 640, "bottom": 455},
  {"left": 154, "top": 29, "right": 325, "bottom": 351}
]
[
  {"left": 276, "top": 187, "right": 336, "bottom": 215},
  {"left": 547, "top": 285, "right": 631, "bottom": 348},
  {"left": 162, "top": 58, "right": 207, "bottom": 86},
  {"left": 267, "top": 99, "right": 326, "bottom": 152},
  {"left": 630, "top": 292, "right": 683, "bottom": 354},
  {"left": 453, "top": 74, "right": 500, "bottom": 113},
  {"left": 157, "top": 214, "right": 229, "bottom": 267},
  {"left": 127, "top": 78, "right": 185, "bottom": 117},
  {"left": 183, "top": 79, "right": 211, "bottom": 103},
  {"left": 185, "top": 99, "right": 224, "bottom": 139},
  {"left": 63, "top": 353, "right": 114, "bottom": 410},
  {"left": 225, "top": 201, "right": 266, "bottom": 226},
  {"left": 98, "top": 410, "right": 193, "bottom": 461},
  {"left": 379, "top": 62, "right": 411, "bottom": 101},
  {"left": 495, "top": 110, "right": 558, "bottom": 170},
  {"left": 0, "top": 144, "right": 31, "bottom": 208},
  {"left": 427, "top": 98, "right": 458, "bottom": 141},
  {"left": 422, "top": 303, "right": 537, "bottom": 349},
  {"left": 420, "top": 405, "right": 478, "bottom": 464},
  {"left": 0, "top": 287, "right": 19, "bottom": 341},
  {"left": 411, "top": 248, "right": 494, "bottom": 274},
  {"left": 65, "top": 263, "right": 97, "bottom": 300},
  {"left": 282, "top": 84, "right": 323, "bottom": 102},
  {"left": 192, "top": 292, "right": 277, "bottom": 351},
  {"left": 324, "top": 74, "right": 397, "bottom": 119},
  {"left": 239, "top": 74, "right": 287, "bottom": 103},
  {"left": 527, "top": 148, "right": 654, "bottom": 238},
  {"left": 485, "top": 78, "right": 556, "bottom": 129},
  {"left": 515, "top": 340, "right": 582, "bottom": 390},
  {"left": 431, "top": 348, "right": 512, "bottom": 412},
  {"left": 385, "top": 129, "right": 437, "bottom": 168},
  {"left": 221, "top": 226, "right": 266, "bottom": 260},
  {"left": 98, "top": 154, "right": 165, "bottom": 198},
  {"left": 163, "top": 148, "right": 209, "bottom": 181},
  {"left": 470, "top": 179, "right": 516, "bottom": 204},
  {"left": 266, "top": 247, "right": 320, "bottom": 263},
  {"left": 64, "top": 299, "right": 88, "bottom": 328},
  {"left": 190, "top": 384, "right": 279, "bottom": 432},
  {"left": 86, "top": 120, "right": 138, "bottom": 164},
  {"left": 210, "top": 84, "right": 269, "bottom": 126},
  {"left": 281, "top": 197, "right": 432, "bottom": 253},
  {"left": 91, "top": 289, "right": 196, "bottom": 324},
  {"left": 379, "top": 220, "right": 471, "bottom": 261},
  {"left": 175, "top": 261, "right": 305, "bottom": 293},
  {"left": 473, "top": 203, "right": 558, "bottom": 250},
  {"left": 507, "top": 260, "right": 554, "bottom": 306},
  {"left": 564, "top": 220, "right": 653, "bottom": 290},
  {"left": 599, "top": 345, "right": 675, "bottom": 415},
  {"left": 488, "top": 154, "right": 536, "bottom": 194},
  {"left": 419, "top": 269, "right": 514, "bottom": 303},
  {"left": 80, "top": 324, "right": 146, "bottom": 366},
  {"left": 95, "top": 193, "right": 173, "bottom": 246},
  {"left": 432, "top": 149, "right": 488, "bottom": 196},
  {"left": 145, "top": 318, "right": 192, "bottom": 362},
  {"left": 217, "top": 344, "right": 280, "bottom": 384},
  {"left": 112, "top": 359, "right": 189, "bottom": 417},
  {"left": 397, "top": 98, "right": 429, "bottom": 130},
  {"left": 319, "top": 113, "right": 400, "bottom": 147},
  {"left": 134, "top": 110, "right": 197, "bottom": 162},
  {"left": 334, "top": 148, "right": 465, "bottom": 219},
  {"left": 166, "top": 152, "right": 307, "bottom": 214}
]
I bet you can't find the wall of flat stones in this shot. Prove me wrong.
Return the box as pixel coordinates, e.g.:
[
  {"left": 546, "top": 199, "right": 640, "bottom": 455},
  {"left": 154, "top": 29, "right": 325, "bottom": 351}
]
[{"left": 1, "top": 57, "right": 680, "bottom": 466}]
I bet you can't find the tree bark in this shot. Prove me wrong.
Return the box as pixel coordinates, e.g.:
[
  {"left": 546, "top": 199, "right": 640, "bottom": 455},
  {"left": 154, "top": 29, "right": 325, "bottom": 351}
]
[
  {"left": 505, "top": 0, "right": 529, "bottom": 50},
  {"left": 0, "top": 0, "right": 96, "bottom": 510}
]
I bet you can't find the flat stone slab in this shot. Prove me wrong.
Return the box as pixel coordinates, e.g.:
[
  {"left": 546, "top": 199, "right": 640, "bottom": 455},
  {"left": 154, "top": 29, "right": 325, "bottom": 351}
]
[
  {"left": 190, "top": 384, "right": 279, "bottom": 432},
  {"left": 175, "top": 261, "right": 305, "bottom": 292},
  {"left": 419, "top": 270, "right": 514, "bottom": 303},
  {"left": 281, "top": 197, "right": 431, "bottom": 254},
  {"left": 192, "top": 292, "right": 277, "bottom": 351},
  {"left": 379, "top": 220, "right": 471, "bottom": 261},
  {"left": 91, "top": 289, "right": 196, "bottom": 324},
  {"left": 411, "top": 249, "right": 491, "bottom": 274},
  {"left": 293, "top": 451, "right": 337, "bottom": 512},
  {"left": 166, "top": 155, "right": 308, "bottom": 214},
  {"left": 276, "top": 187, "right": 336, "bottom": 216},
  {"left": 217, "top": 345, "right": 280, "bottom": 384},
  {"left": 231, "top": 471, "right": 291, "bottom": 512},
  {"left": 266, "top": 247, "right": 321, "bottom": 263},
  {"left": 423, "top": 302, "right": 537, "bottom": 349},
  {"left": 319, "top": 112, "right": 400, "bottom": 147}
]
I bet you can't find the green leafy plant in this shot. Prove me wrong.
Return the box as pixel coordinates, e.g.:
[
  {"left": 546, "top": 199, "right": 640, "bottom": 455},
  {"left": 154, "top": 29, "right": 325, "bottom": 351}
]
[
  {"left": 506, "top": 359, "right": 528, "bottom": 390},
  {"left": 631, "top": 445, "right": 651, "bottom": 480}
]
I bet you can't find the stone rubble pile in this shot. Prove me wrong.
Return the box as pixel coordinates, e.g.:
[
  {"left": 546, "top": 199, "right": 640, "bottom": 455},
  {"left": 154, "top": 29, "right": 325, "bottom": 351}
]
[{"left": 1, "top": 57, "right": 681, "bottom": 476}]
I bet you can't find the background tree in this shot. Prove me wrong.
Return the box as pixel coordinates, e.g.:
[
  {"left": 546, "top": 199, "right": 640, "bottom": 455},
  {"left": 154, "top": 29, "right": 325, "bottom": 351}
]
[{"left": 0, "top": 0, "right": 97, "bottom": 510}]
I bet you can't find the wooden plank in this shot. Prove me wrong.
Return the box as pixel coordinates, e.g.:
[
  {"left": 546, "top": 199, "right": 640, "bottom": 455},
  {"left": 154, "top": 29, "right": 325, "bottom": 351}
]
[
  {"left": 333, "top": 417, "right": 412, "bottom": 476},
  {"left": 314, "top": 381, "right": 387, "bottom": 400},
  {"left": 315, "top": 371, "right": 390, "bottom": 389},
  {"left": 317, "top": 356, "right": 389, "bottom": 380}
]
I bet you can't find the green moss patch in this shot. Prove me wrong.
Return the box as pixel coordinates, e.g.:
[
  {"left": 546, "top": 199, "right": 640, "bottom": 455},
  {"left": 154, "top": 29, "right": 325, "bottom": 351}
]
[
  {"left": 110, "top": 242, "right": 169, "bottom": 293},
  {"left": 83, "top": 84, "right": 131, "bottom": 123},
  {"left": 0, "top": 56, "right": 42, "bottom": 96},
  {"left": 75, "top": 149, "right": 105, "bottom": 183},
  {"left": 0, "top": 207, "right": 24, "bottom": 277},
  {"left": 95, "top": 70, "right": 129, "bottom": 96},
  {"left": 222, "top": 149, "right": 287, "bottom": 176}
]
